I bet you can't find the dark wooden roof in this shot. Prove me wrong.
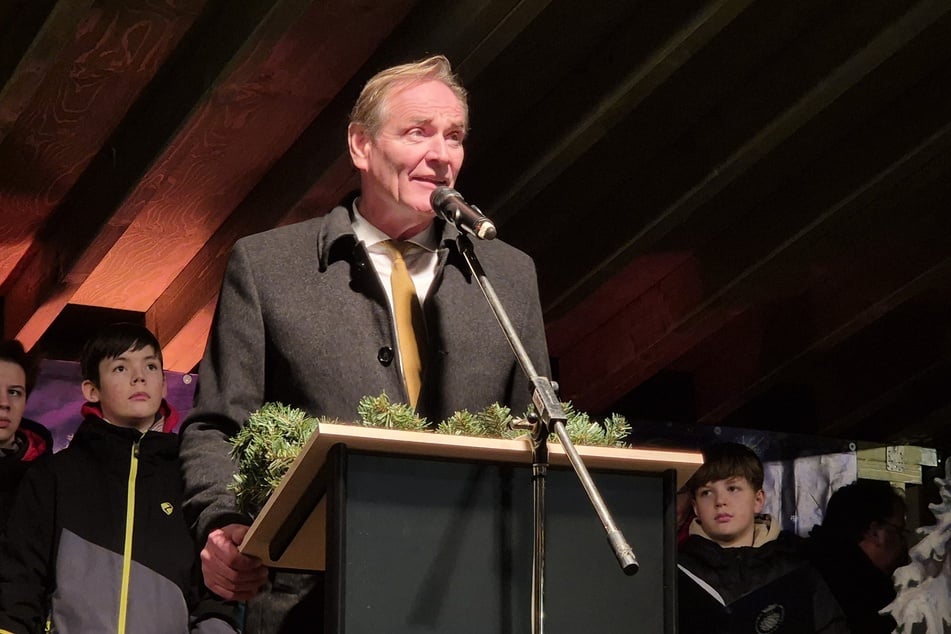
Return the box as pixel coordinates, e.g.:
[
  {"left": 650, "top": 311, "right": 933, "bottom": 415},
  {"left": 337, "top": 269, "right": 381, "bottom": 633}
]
[{"left": 3, "top": 0, "right": 951, "bottom": 450}]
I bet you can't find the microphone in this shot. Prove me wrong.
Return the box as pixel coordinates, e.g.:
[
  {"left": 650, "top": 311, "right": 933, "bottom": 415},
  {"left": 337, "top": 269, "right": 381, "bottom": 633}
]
[{"left": 430, "top": 186, "right": 497, "bottom": 240}]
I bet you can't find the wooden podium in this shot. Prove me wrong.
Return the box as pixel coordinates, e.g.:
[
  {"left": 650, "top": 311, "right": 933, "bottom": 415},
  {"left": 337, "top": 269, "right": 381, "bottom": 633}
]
[{"left": 240, "top": 423, "right": 701, "bottom": 633}]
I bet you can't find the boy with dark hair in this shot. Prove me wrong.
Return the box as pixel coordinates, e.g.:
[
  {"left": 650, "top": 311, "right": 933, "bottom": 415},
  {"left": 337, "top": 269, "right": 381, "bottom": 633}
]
[
  {"left": 805, "top": 480, "right": 909, "bottom": 634},
  {"left": 0, "top": 324, "right": 237, "bottom": 634},
  {"left": 0, "top": 339, "right": 52, "bottom": 536},
  {"left": 678, "top": 442, "right": 848, "bottom": 633}
]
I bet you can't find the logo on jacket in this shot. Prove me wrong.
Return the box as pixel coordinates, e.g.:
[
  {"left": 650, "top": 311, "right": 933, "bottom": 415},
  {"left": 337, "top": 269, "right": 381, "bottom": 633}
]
[
  {"left": 161, "top": 502, "right": 174, "bottom": 516},
  {"left": 755, "top": 603, "right": 784, "bottom": 633}
]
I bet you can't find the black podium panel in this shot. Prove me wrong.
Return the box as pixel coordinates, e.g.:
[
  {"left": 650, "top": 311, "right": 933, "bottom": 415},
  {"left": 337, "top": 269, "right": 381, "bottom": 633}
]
[{"left": 329, "top": 449, "right": 675, "bottom": 633}]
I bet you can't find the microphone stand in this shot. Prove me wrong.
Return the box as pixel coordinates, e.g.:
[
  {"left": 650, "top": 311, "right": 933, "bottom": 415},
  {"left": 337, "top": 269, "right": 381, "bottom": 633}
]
[{"left": 456, "top": 235, "right": 639, "bottom": 634}]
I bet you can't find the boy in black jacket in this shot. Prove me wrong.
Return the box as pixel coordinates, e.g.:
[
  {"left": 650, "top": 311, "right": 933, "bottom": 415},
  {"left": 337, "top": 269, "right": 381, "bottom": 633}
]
[
  {"left": 677, "top": 443, "right": 849, "bottom": 634},
  {"left": 0, "top": 324, "right": 238, "bottom": 634},
  {"left": 0, "top": 339, "right": 52, "bottom": 537}
]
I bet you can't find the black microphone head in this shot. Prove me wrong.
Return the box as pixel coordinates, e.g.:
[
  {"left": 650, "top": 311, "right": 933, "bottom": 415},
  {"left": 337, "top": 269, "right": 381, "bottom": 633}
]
[
  {"left": 430, "top": 186, "right": 497, "bottom": 240},
  {"left": 430, "top": 186, "right": 461, "bottom": 211}
]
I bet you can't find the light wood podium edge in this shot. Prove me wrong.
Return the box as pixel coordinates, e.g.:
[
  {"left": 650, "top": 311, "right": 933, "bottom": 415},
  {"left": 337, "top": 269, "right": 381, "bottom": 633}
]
[{"left": 239, "top": 423, "right": 703, "bottom": 570}]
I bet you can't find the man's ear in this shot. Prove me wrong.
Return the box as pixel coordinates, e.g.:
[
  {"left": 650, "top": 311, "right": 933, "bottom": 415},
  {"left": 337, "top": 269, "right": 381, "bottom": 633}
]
[
  {"left": 81, "top": 380, "right": 100, "bottom": 403},
  {"left": 754, "top": 489, "right": 766, "bottom": 514},
  {"left": 348, "top": 123, "right": 371, "bottom": 171}
]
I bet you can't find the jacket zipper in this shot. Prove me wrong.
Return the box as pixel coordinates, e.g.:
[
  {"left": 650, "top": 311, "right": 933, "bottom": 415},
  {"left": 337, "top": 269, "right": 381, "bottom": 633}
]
[{"left": 117, "top": 440, "right": 140, "bottom": 634}]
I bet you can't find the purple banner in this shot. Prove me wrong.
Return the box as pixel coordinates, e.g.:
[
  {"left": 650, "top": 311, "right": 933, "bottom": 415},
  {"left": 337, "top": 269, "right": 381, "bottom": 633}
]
[{"left": 23, "top": 359, "right": 197, "bottom": 452}]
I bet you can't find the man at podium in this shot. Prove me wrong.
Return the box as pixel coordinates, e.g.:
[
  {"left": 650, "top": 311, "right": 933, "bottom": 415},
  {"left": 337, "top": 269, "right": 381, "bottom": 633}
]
[{"left": 178, "top": 55, "right": 551, "bottom": 633}]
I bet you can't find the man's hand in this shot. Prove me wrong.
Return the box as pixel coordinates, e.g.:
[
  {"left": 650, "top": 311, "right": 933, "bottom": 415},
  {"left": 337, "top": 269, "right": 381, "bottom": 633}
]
[{"left": 201, "top": 524, "right": 269, "bottom": 601}]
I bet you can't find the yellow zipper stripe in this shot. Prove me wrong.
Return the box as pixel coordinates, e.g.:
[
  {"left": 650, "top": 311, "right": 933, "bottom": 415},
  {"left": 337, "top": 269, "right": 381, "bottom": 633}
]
[{"left": 117, "top": 441, "right": 139, "bottom": 634}]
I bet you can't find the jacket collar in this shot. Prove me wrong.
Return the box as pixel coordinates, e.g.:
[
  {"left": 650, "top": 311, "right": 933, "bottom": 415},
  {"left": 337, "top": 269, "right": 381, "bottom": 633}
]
[
  {"left": 79, "top": 399, "right": 180, "bottom": 434},
  {"left": 316, "top": 199, "right": 464, "bottom": 273},
  {"left": 18, "top": 419, "right": 52, "bottom": 461},
  {"left": 688, "top": 513, "right": 781, "bottom": 547}
]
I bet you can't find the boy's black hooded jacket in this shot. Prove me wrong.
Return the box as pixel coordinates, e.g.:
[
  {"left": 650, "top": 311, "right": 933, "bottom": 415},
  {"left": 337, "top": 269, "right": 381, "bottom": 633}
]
[
  {"left": 0, "top": 406, "right": 237, "bottom": 634},
  {"left": 678, "top": 516, "right": 850, "bottom": 634},
  {"left": 0, "top": 418, "right": 52, "bottom": 537}
]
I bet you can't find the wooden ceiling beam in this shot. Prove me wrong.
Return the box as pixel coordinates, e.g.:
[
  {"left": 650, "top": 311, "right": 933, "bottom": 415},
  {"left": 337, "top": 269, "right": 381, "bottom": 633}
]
[
  {"left": 830, "top": 362, "right": 951, "bottom": 448},
  {"left": 691, "top": 124, "right": 951, "bottom": 423},
  {"left": 0, "top": 0, "right": 201, "bottom": 286},
  {"left": 487, "top": 0, "right": 755, "bottom": 227},
  {"left": 148, "top": 296, "right": 218, "bottom": 372},
  {"left": 0, "top": 0, "right": 210, "bottom": 345},
  {"left": 71, "top": 0, "right": 421, "bottom": 313},
  {"left": 699, "top": 252, "right": 951, "bottom": 428},
  {"left": 552, "top": 66, "right": 951, "bottom": 414},
  {"left": 547, "top": 7, "right": 951, "bottom": 413},
  {"left": 811, "top": 290, "right": 951, "bottom": 442},
  {"left": 539, "top": 0, "right": 951, "bottom": 318},
  {"left": 552, "top": 259, "right": 735, "bottom": 413},
  {"left": 0, "top": 0, "right": 92, "bottom": 144}
]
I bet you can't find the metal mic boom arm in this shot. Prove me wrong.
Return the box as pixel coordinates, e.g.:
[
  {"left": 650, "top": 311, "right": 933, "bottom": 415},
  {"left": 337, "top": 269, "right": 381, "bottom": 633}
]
[{"left": 455, "top": 234, "right": 638, "bottom": 633}]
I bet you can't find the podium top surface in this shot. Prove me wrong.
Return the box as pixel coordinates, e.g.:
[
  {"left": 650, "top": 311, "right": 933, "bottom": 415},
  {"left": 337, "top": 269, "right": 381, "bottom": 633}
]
[
  {"left": 240, "top": 423, "right": 702, "bottom": 568},
  {"left": 308, "top": 422, "right": 703, "bottom": 479}
]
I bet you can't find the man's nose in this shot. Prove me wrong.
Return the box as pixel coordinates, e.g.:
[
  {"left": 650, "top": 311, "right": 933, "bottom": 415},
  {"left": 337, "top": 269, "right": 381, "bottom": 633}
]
[{"left": 426, "top": 135, "right": 450, "bottom": 162}]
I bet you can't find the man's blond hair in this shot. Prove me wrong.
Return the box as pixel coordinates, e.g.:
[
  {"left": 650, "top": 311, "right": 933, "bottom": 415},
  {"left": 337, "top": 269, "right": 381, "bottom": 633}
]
[{"left": 349, "top": 55, "right": 468, "bottom": 137}]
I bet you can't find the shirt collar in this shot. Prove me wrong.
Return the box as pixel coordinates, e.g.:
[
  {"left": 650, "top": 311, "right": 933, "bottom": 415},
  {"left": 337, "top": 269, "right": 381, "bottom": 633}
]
[{"left": 351, "top": 198, "right": 439, "bottom": 252}]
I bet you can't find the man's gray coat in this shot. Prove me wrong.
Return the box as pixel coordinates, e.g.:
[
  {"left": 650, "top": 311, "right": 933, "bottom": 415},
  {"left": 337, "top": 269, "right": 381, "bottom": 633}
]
[{"left": 179, "top": 203, "right": 551, "bottom": 630}]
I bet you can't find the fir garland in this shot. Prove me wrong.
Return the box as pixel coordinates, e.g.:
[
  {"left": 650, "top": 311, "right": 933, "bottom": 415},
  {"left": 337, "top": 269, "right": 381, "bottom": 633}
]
[
  {"left": 229, "top": 394, "right": 631, "bottom": 512},
  {"left": 229, "top": 403, "right": 323, "bottom": 514}
]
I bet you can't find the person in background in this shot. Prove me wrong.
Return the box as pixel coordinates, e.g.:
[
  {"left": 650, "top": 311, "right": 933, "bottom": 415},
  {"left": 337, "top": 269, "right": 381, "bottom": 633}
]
[
  {"left": 0, "top": 339, "right": 51, "bottom": 537},
  {"left": 179, "top": 54, "right": 550, "bottom": 632},
  {"left": 0, "top": 323, "right": 239, "bottom": 634},
  {"left": 678, "top": 442, "right": 849, "bottom": 633},
  {"left": 804, "top": 479, "right": 910, "bottom": 634}
]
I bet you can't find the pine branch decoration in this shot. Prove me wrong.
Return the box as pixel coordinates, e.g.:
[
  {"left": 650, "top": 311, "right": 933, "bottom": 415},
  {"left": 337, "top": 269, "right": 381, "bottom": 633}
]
[
  {"left": 228, "top": 402, "right": 323, "bottom": 513},
  {"left": 436, "top": 403, "right": 525, "bottom": 439},
  {"left": 601, "top": 413, "right": 633, "bottom": 447},
  {"left": 229, "top": 396, "right": 631, "bottom": 512},
  {"left": 356, "top": 393, "right": 430, "bottom": 431},
  {"left": 548, "top": 403, "right": 631, "bottom": 447}
]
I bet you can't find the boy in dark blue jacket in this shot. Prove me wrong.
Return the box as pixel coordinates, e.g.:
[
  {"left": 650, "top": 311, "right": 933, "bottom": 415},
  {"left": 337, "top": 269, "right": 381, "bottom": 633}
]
[
  {"left": 0, "top": 324, "right": 237, "bottom": 634},
  {"left": 678, "top": 442, "right": 849, "bottom": 634}
]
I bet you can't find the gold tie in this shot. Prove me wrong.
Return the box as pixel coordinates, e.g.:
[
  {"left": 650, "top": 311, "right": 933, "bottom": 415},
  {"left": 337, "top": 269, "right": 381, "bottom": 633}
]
[{"left": 384, "top": 240, "right": 424, "bottom": 408}]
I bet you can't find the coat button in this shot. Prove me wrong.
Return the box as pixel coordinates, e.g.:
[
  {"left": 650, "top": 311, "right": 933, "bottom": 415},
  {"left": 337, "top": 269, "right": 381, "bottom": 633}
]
[{"left": 378, "top": 347, "right": 394, "bottom": 366}]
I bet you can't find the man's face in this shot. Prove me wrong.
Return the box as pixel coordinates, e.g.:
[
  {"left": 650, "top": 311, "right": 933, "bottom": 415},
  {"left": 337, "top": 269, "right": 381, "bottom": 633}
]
[
  {"left": 692, "top": 476, "right": 765, "bottom": 548},
  {"left": 872, "top": 506, "right": 911, "bottom": 574},
  {"left": 82, "top": 345, "right": 167, "bottom": 432},
  {"left": 349, "top": 80, "right": 466, "bottom": 238},
  {"left": 0, "top": 360, "right": 27, "bottom": 449}
]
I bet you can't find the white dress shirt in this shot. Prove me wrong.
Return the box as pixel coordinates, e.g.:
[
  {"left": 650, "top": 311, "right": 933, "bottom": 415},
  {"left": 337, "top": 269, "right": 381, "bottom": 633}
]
[{"left": 351, "top": 200, "right": 439, "bottom": 373}]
